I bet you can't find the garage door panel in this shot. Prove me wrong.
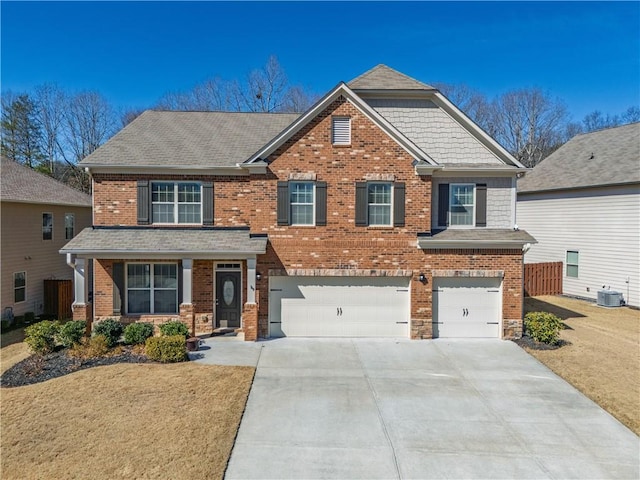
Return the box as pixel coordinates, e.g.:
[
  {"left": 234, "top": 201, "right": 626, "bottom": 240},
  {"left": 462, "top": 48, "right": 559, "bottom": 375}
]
[
  {"left": 269, "top": 276, "right": 410, "bottom": 338},
  {"left": 433, "top": 277, "right": 502, "bottom": 338}
]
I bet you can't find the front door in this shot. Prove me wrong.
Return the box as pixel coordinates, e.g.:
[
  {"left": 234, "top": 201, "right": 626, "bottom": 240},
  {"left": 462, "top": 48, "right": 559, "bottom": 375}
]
[{"left": 215, "top": 271, "right": 241, "bottom": 329}]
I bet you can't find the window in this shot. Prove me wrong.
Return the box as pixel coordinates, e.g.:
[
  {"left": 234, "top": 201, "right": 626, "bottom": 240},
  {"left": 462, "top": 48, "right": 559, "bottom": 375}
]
[
  {"left": 368, "top": 183, "right": 392, "bottom": 226},
  {"left": 65, "top": 213, "right": 75, "bottom": 239},
  {"left": 332, "top": 116, "right": 351, "bottom": 145},
  {"left": 42, "top": 213, "right": 53, "bottom": 240},
  {"left": 126, "top": 263, "right": 178, "bottom": 314},
  {"left": 449, "top": 184, "right": 475, "bottom": 226},
  {"left": 290, "top": 182, "right": 315, "bottom": 225},
  {"left": 151, "top": 182, "right": 202, "bottom": 224},
  {"left": 566, "top": 251, "right": 579, "bottom": 278},
  {"left": 14, "top": 272, "right": 26, "bottom": 303}
]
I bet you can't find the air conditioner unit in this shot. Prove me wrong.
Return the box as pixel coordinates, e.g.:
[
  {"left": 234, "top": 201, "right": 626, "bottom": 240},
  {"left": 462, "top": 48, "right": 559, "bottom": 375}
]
[{"left": 597, "top": 290, "right": 624, "bottom": 307}]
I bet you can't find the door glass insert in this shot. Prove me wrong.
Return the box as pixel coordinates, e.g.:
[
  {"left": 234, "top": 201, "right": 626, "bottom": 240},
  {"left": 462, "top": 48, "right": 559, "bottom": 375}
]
[{"left": 223, "top": 280, "right": 235, "bottom": 306}]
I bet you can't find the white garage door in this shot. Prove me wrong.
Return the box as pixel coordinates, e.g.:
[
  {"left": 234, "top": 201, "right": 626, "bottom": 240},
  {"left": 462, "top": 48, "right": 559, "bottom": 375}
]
[
  {"left": 269, "top": 276, "right": 410, "bottom": 337},
  {"left": 433, "top": 277, "right": 502, "bottom": 338}
]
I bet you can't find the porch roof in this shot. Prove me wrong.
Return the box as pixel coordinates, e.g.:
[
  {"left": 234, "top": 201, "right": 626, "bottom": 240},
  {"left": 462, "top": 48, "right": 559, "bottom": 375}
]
[
  {"left": 417, "top": 228, "right": 536, "bottom": 250},
  {"left": 60, "top": 227, "right": 268, "bottom": 259}
]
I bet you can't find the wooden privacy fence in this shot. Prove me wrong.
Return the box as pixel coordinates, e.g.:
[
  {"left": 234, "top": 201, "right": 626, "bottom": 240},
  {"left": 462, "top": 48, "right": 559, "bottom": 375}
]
[
  {"left": 44, "top": 279, "right": 73, "bottom": 320},
  {"left": 524, "top": 262, "right": 563, "bottom": 297}
]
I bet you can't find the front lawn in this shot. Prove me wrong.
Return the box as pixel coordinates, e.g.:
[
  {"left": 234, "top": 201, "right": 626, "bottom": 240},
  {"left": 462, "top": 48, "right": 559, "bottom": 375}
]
[
  {"left": 0, "top": 332, "right": 254, "bottom": 479},
  {"left": 523, "top": 295, "right": 640, "bottom": 435}
]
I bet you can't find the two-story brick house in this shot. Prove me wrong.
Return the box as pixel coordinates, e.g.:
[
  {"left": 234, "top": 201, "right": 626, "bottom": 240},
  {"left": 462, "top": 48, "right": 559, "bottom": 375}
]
[{"left": 61, "top": 65, "right": 535, "bottom": 341}]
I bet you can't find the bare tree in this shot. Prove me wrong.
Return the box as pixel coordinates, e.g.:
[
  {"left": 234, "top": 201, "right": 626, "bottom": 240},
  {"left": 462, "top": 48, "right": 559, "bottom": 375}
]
[
  {"left": 489, "top": 88, "right": 569, "bottom": 168},
  {"left": 64, "top": 91, "right": 116, "bottom": 163},
  {"left": 156, "top": 77, "right": 229, "bottom": 111},
  {"left": 120, "top": 108, "right": 146, "bottom": 127},
  {"left": 34, "top": 84, "right": 67, "bottom": 173},
  {"left": 434, "top": 83, "right": 493, "bottom": 133},
  {"left": 621, "top": 106, "right": 640, "bottom": 124}
]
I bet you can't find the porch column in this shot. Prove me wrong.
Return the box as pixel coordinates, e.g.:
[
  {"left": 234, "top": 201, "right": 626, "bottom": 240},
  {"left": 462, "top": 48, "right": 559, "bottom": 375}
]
[
  {"left": 182, "top": 258, "right": 193, "bottom": 304},
  {"left": 73, "top": 257, "right": 87, "bottom": 305},
  {"left": 247, "top": 257, "right": 257, "bottom": 303}
]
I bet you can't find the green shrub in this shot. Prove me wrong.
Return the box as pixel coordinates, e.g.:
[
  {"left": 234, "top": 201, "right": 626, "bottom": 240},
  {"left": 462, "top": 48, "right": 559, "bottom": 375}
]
[
  {"left": 92, "top": 319, "right": 124, "bottom": 347},
  {"left": 57, "top": 320, "right": 86, "bottom": 347},
  {"left": 145, "top": 335, "right": 187, "bottom": 363},
  {"left": 24, "top": 312, "right": 36, "bottom": 324},
  {"left": 524, "top": 312, "right": 563, "bottom": 345},
  {"left": 159, "top": 320, "right": 189, "bottom": 338},
  {"left": 68, "top": 335, "right": 109, "bottom": 359},
  {"left": 24, "top": 320, "right": 60, "bottom": 355},
  {"left": 123, "top": 322, "right": 154, "bottom": 345}
]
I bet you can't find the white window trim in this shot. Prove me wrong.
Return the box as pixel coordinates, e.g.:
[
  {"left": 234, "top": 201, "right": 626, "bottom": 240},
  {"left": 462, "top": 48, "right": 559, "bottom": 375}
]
[
  {"left": 566, "top": 250, "right": 579, "bottom": 279},
  {"left": 448, "top": 183, "right": 476, "bottom": 229},
  {"left": 332, "top": 116, "right": 351, "bottom": 145},
  {"left": 42, "top": 212, "right": 53, "bottom": 241},
  {"left": 367, "top": 182, "right": 393, "bottom": 227},
  {"left": 151, "top": 181, "right": 203, "bottom": 225},
  {"left": 290, "top": 181, "right": 316, "bottom": 226},
  {"left": 13, "top": 271, "right": 26, "bottom": 304},
  {"left": 125, "top": 262, "right": 179, "bottom": 315},
  {"left": 65, "top": 213, "right": 75, "bottom": 240}
]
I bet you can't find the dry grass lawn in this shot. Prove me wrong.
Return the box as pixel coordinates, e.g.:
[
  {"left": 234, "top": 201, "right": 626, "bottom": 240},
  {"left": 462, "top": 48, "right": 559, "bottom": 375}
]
[
  {"left": 0, "top": 336, "right": 254, "bottom": 480},
  {"left": 524, "top": 295, "right": 640, "bottom": 435}
]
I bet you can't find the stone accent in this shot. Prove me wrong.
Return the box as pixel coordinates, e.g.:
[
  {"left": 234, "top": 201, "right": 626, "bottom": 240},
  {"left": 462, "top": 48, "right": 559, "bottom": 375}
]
[
  {"left": 72, "top": 303, "right": 93, "bottom": 335},
  {"left": 431, "top": 269, "right": 504, "bottom": 278},
  {"left": 363, "top": 172, "right": 395, "bottom": 181},
  {"left": 180, "top": 303, "right": 195, "bottom": 336},
  {"left": 288, "top": 172, "right": 317, "bottom": 180},
  {"left": 269, "top": 268, "right": 413, "bottom": 277},
  {"left": 503, "top": 319, "right": 523, "bottom": 339}
]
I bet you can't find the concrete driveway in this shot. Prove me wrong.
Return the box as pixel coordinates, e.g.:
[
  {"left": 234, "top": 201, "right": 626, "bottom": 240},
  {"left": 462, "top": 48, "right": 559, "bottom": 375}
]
[{"left": 195, "top": 338, "right": 639, "bottom": 479}]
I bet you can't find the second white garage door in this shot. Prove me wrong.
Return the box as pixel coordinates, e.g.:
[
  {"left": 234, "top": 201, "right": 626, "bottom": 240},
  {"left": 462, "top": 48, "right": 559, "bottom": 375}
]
[
  {"left": 433, "top": 277, "right": 502, "bottom": 338},
  {"left": 269, "top": 276, "right": 410, "bottom": 338}
]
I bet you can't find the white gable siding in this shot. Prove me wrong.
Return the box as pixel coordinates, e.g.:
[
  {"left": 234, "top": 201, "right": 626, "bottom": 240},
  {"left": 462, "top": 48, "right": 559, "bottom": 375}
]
[
  {"left": 365, "top": 98, "right": 503, "bottom": 165},
  {"left": 517, "top": 185, "right": 640, "bottom": 307},
  {"left": 433, "top": 176, "right": 514, "bottom": 229}
]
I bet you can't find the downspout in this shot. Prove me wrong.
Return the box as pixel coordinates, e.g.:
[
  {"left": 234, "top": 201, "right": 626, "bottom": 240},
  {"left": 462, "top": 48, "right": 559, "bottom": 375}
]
[
  {"left": 521, "top": 243, "right": 532, "bottom": 337},
  {"left": 66, "top": 253, "right": 77, "bottom": 269}
]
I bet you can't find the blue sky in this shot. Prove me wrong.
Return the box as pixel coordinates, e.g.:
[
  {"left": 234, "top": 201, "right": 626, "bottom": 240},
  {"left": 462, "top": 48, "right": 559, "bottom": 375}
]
[{"left": 2, "top": 1, "right": 639, "bottom": 121}]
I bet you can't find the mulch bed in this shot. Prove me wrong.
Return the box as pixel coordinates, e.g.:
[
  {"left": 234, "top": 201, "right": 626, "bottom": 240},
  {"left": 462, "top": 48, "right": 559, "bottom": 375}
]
[
  {"left": 1, "top": 347, "right": 156, "bottom": 388},
  {"left": 514, "top": 335, "right": 570, "bottom": 351}
]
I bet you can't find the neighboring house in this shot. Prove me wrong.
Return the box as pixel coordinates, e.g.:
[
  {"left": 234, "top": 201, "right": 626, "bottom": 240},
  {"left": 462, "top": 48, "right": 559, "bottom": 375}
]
[
  {"left": 517, "top": 123, "right": 640, "bottom": 307},
  {"left": 61, "top": 65, "right": 534, "bottom": 341},
  {"left": 1, "top": 157, "right": 92, "bottom": 317}
]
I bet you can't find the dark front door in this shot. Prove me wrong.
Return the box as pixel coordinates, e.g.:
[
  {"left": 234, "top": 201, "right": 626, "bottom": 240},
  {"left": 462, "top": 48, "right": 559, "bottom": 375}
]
[{"left": 215, "top": 271, "right": 241, "bottom": 328}]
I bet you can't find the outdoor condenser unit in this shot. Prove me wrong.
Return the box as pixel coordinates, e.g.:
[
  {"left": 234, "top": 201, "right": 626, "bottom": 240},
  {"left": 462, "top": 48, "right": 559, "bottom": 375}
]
[{"left": 597, "top": 290, "right": 625, "bottom": 307}]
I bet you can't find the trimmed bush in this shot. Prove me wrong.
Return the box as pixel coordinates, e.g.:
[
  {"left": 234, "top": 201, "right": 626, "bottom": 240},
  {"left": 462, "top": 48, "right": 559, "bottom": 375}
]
[
  {"left": 24, "top": 320, "right": 60, "bottom": 355},
  {"left": 57, "top": 320, "right": 86, "bottom": 347},
  {"left": 123, "top": 322, "right": 154, "bottom": 345},
  {"left": 524, "top": 311, "right": 563, "bottom": 345},
  {"left": 68, "top": 335, "right": 109, "bottom": 359},
  {"left": 159, "top": 320, "right": 189, "bottom": 338},
  {"left": 92, "top": 319, "right": 124, "bottom": 347},
  {"left": 145, "top": 335, "right": 187, "bottom": 363}
]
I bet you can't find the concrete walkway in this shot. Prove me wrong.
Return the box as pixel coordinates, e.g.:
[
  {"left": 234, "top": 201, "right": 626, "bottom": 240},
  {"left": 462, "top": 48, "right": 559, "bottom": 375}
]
[{"left": 193, "top": 338, "right": 639, "bottom": 479}]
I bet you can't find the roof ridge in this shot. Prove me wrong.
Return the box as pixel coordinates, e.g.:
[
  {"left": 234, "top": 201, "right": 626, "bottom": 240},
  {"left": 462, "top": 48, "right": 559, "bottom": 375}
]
[
  {"left": 572, "top": 121, "right": 640, "bottom": 139},
  {"left": 148, "top": 109, "right": 301, "bottom": 115},
  {"left": 348, "top": 64, "right": 434, "bottom": 90}
]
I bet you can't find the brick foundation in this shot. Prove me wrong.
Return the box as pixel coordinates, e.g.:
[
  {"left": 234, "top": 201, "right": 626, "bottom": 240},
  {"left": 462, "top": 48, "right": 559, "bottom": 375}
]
[{"left": 243, "top": 303, "right": 258, "bottom": 341}]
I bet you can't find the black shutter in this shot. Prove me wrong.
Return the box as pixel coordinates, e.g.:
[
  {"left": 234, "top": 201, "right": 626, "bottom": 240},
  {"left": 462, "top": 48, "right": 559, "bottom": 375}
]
[
  {"left": 438, "top": 183, "right": 449, "bottom": 227},
  {"left": 178, "top": 263, "right": 183, "bottom": 305},
  {"left": 277, "top": 181, "right": 290, "bottom": 226},
  {"left": 137, "top": 180, "right": 150, "bottom": 225},
  {"left": 393, "top": 182, "right": 405, "bottom": 227},
  {"left": 112, "top": 262, "right": 125, "bottom": 315},
  {"left": 315, "top": 181, "right": 327, "bottom": 226},
  {"left": 476, "top": 183, "right": 487, "bottom": 227},
  {"left": 355, "top": 182, "right": 368, "bottom": 226},
  {"left": 202, "top": 182, "right": 214, "bottom": 225}
]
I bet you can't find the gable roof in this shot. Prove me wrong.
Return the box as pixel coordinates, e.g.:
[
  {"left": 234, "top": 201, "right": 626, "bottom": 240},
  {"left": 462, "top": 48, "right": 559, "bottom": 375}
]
[
  {"left": 80, "top": 111, "right": 300, "bottom": 169},
  {"left": 348, "top": 64, "right": 435, "bottom": 91},
  {"left": 1, "top": 157, "right": 91, "bottom": 207},
  {"left": 246, "top": 82, "right": 438, "bottom": 166},
  {"left": 518, "top": 122, "right": 640, "bottom": 194}
]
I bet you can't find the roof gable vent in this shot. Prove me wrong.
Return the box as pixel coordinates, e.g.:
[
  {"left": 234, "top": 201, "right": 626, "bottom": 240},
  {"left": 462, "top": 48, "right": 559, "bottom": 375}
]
[{"left": 332, "top": 116, "right": 351, "bottom": 145}]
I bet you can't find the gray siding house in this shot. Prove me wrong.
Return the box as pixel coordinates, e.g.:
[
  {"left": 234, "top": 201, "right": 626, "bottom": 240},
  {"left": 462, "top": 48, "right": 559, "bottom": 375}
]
[{"left": 517, "top": 123, "right": 640, "bottom": 307}]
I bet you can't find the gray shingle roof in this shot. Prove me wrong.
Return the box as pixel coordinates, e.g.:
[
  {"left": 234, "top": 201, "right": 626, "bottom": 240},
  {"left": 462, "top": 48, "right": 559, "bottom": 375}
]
[
  {"left": 348, "top": 64, "right": 435, "bottom": 91},
  {"left": 80, "top": 111, "right": 300, "bottom": 168},
  {"left": 60, "top": 227, "right": 267, "bottom": 256},
  {"left": 518, "top": 122, "right": 640, "bottom": 194},
  {"left": 1, "top": 157, "right": 92, "bottom": 206},
  {"left": 419, "top": 229, "right": 536, "bottom": 244}
]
